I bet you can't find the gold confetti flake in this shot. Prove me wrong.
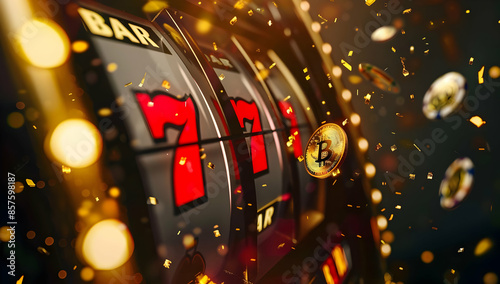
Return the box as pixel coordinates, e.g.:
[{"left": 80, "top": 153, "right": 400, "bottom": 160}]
[
  {"left": 470, "top": 116, "right": 486, "bottom": 127},
  {"left": 162, "top": 80, "right": 171, "bottom": 89},
  {"left": 268, "top": 20, "right": 272, "bottom": 26},
  {"left": 139, "top": 72, "right": 146, "bottom": 87},
  {"left": 26, "top": 179, "right": 35, "bottom": 187},
  {"left": 395, "top": 192, "right": 402, "bottom": 195},
  {"left": 432, "top": 226, "right": 438, "bottom": 230},
  {"left": 200, "top": 153, "right": 207, "bottom": 160},
  {"left": 478, "top": 66, "right": 485, "bottom": 84},
  {"left": 213, "top": 42, "right": 218, "bottom": 50},
  {"left": 248, "top": 9, "right": 254, "bottom": 16},
  {"left": 451, "top": 269, "right": 455, "bottom": 274},
  {"left": 262, "top": 184, "right": 267, "bottom": 187},
  {"left": 62, "top": 165, "right": 71, "bottom": 174},
  {"left": 365, "top": 0, "right": 376, "bottom": 6},
  {"left": 399, "top": 267, "right": 404, "bottom": 271},
  {"left": 318, "top": 14, "right": 328, "bottom": 23},
  {"left": 303, "top": 67, "right": 308, "bottom": 73},
  {"left": 230, "top": 16, "right": 238, "bottom": 25},
  {"left": 163, "top": 259, "right": 172, "bottom": 268},
  {"left": 356, "top": 235, "right": 362, "bottom": 238},
  {"left": 395, "top": 205, "right": 402, "bottom": 209},
  {"left": 219, "top": 73, "right": 225, "bottom": 80},
  {"left": 213, "top": 230, "right": 221, "bottom": 237},
  {"left": 283, "top": 95, "right": 291, "bottom": 101},
  {"left": 33, "top": 125, "right": 37, "bottom": 129},
  {"left": 234, "top": 0, "right": 246, "bottom": 9},
  {"left": 410, "top": 46, "right": 415, "bottom": 54},
  {"left": 389, "top": 214, "right": 394, "bottom": 221},
  {"left": 124, "top": 82, "right": 132, "bottom": 87},
  {"left": 342, "top": 118, "right": 348, "bottom": 126},
  {"left": 400, "top": 57, "right": 409, "bottom": 76},
  {"left": 410, "top": 94, "right": 415, "bottom": 100},
  {"left": 348, "top": 50, "right": 353, "bottom": 57},
  {"left": 95, "top": 197, "right": 99, "bottom": 202},
  {"left": 144, "top": 196, "right": 158, "bottom": 206},
  {"left": 391, "top": 145, "right": 397, "bottom": 152},
  {"left": 147, "top": 101, "right": 154, "bottom": 107},
  {"left": 305, "top": 75, "right": 311, "bottom": 80},
  {"left": 458, "top": 248, "right": 464, "bottom": 253},
  {"left": 37, "top": 247, "right": 49, "bottom": 255},
  {"left": 381, "top": 208, "right": 386, "bottom": 212},
  {"left": 465, "top": 9, "right": 470, "bottom": 14},
  {"left": 297, "top": 155, "right": 304, "bottom": 162},
  {"left": 403, "top": 8, "right": 412, "bottom": 14},
  {"left": 321, "top": 100, "right": 326, "bottom": 104},
  {"left": 286, "top": 140, "right": 293, "bottom": 147},
  {"left": 364, "top": 93, "right": 371, "bottom": 104},
  {"left": 409, "top": 173, "right": 415, "bottom": 180},
  {"left": 413, "top": 143, "right": 421, "bottom": 151},
  {"left": 269, "top": 62, "right": 276, "bottom": 69},
  {"left": 17, "top": 275, "right": 24, "bottom": 284},
  {"left": 179, "top": 157, "right": 187, "bottom": 165},
  {"left": 424, "top": 49, "right": 430, "bottom": 54},
  {"left": 375, "top": 143, "right": 382, "bottom": 151},
  {"left": 469, "top": 57, "right": 474, "bottom": 65},
  {"left": 427, "top": 172, "right": 433, "bottom": 179},
  {"left": 207, "top": 162, "right": 215, "bottom": 169},
  {"left": 391, "top": 47, "right": 396, "bottom": 53},
  {"left": 328, "top": 83, "right": 333, "bottom": 88},
  {"left": 341, "top": 59, "right": 352, "bottom": 71},
  {"left": 278, "top": 243, "right": 285, "bottom": 249}
]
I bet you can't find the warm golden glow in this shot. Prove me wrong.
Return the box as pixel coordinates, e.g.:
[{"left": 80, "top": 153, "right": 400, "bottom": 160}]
[
  {"left": 80, "top": 267, "right": 95, "bottom": 281},
  {"left": 332, "top": 66, "right": 342, "bottom": 77},
  {"left": 483, "top": 272, "right": 498, "bottom": 284},
  {"left": 72, "top": 40, "right": 89, "bottom": 53},
  {"left": 196, "top": 19, "right": 212, "bottom": 34},
  {"left": 142, "top": 0, "right": 168, "bottom": 13},
  {"left": 381, "top": 230, "right": 394, "bottom": 243},
  {"left": 365, "top": 163, "right": 376, "bottom": 178},
  {"left": 311, "top": 21, "right": 321, "bottom": 33},
  {"left": 489, "top": 66, "right": 500, "bottom": 79},
  {"left": 380, "top": 243, "right": 391, "bottom": 257},
  {"left": 371, "top": 188, "right": 382, "bottom": 204},
  {"left": 332, "top": 246, "right": 348, "bottom": 277},
  {"left": 300, "top": 1, "right": 310, "bottom": 11},
  {"left": 82, "top": 219, "right": 134, "bottom": 270},
  {"left": 421, "top": 250, "right": 434, "bottom": 263},
  {"left": 7, "top": 112, "right": 24, "bottom": 129},
  {"left": 322, "top": 43, "right": 332, "bottom": 54},
  {"left": 358, "top": 137, "right": 369, "bottom": 152},
  {"left": 474, "top": 238, "right": 493, "bottom": 256},
  {"left": 350, "top": 113, "right": 361, "bottom": 126},
  {"left": 15, "top": 19, "right": 70, "bottom": 68},
  {"left": 342, "top": 89, "right": 352, "bottom": 102},
  {"left": 49, "top": 119, "right": 102, "bottom": 168},
  {"left": 377, "top": 215, "right": 388, "bottom": 230}
]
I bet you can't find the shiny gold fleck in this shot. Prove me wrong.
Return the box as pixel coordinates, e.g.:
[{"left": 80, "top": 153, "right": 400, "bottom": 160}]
[
  {"left": 469, "top": 57, "right": 474, "bottom": 65},
  {"left": 139, "top": 72, "right": 146, "bottom": 87},
  {"left": 162, "top": 80, "right": 171, "bottom": 89},
  {"left": 124, "top": 82, "right": 132, "bottom": 87},
  {"left": 341, "top": 59, "right": 352, "bottom": 71},
  {"left": 409, "top": 173, "right": 415, "bottom": 180},
  {"left": 478, "top": 66, "right": 485, "bottom": 84},
  {"left": 26, "top": 179, "right": 35, "bottom": 187},
  {"left": 163, "top": 259, "right": 172, "bottom": 268},
  {"left": 207, "top": 162, "right": 215, "bottom": 169},
  {"left": 403, "top": 8, "right": 412, "bottom": 14},
  {"left": 230, "top": 16, "right": 238, "bottom": 25},
  {"left": 390, "top": 145, "right": 397, "bottom": 152}
]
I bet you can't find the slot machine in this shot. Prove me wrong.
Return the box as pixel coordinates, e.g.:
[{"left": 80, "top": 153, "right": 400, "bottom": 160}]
[{"left": 0, "top": 0, "right": 383, "bottom": 283}]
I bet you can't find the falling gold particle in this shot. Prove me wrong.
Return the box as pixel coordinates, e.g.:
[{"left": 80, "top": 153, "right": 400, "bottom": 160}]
[
  {"left": 342, "top": 118, "right": 348, "bottom": 126},
  {"left": 399, "top": 267, "right": 404, "bottom": 271},
  {"left": 451, "top": 269, "right": 456, "bottom": 274},
  {"left": 303, "top": 67, "right": 308, "bottom": 73},
  {"left": 107, "top": 63, "right": 118, "bottom": 72},
  {"left": 26, "top": 179, "right": 35, "bottom": 187},
  {"left": 458, "top": 248, "right": 464, "bottom": 253},
  {"left": 400, "top": 57, "right": 409, "bottom": 76},
  {"left": 424, "top": 49, "right": 429, "bottom": 54},
  {"left": 326, "top": 111, "right": 331, "bottom": 115},
  {"left": 278, "top": 243, "right": 285, "bottom": 249},
  {"left": 37, "top": 247, "right": 49, "bottom": 255},
  {"left": 432, "top": 227, "right": 438, "bottom": 230},
  {"left": 124, "top": 82, "right": 132, "bottom": 87},
  {"left": 219, "top": 73, "right": 225, "bottom": 80},
  {"left": 268, "top": 20, "right": 272, "bottom": 26},
  {"left": 413, "top": 143, "right": 421, "bottom": 151},
  {"left": 365, "top": 0, "right": 376, "bottom": 6},
  {"left": 469, "top": 116, "right": 486, "bottom": 127},
  {"left": 341, "top": 59, "right": 352, "bottom": 71},
  {"left": 162, "top": 80, "right": 171, "bottom": 89},
  {"left": 230, "top": 16, "right": 238, "bottom": 25},
  {"left": 477, "top": 65, "right": 484, "bottom": 84},
  {"left": 348, "top": 50, "right": 353, "bottom": 57},
  {"left": 212, "top": 42, "right": 218, "bottom": 51},
  {"left": 328, "top": 83, "right": 333, "bottom": 88},
  {"left": 389, "top": 214, "right": 393, "bottom": 221},
  {"left": 148, "top": 197, "right": 158, "bottom": 205},
  {"left": 469, "top": 57, "right": 474, "bottom": 65},
  {"left": 364, "top": 93, "right": 371, "bottom": 104},
  {"left": 391, "top": 47, "right": 396, "bottom": 53},
  {"left": 233, "top": 0, "right": 246, "bottom": 9},
  {"left": 163, "top": 259, "right": 172, "bottom": 268},
  {"left": 138, "top": 73, "right": 147, "bottom": 87},
  {"left": 179, "top": 157, "right": 187, "bottom": 165},
  {"left": 410, "top": 94, "right": 415, "bottom": 100},
  {"left": 409, "top": 173, "right": 415, "bottom": 180},
  {"left": 16, "top": 275, "right": 24, "bottom": 284},
  {"left": 410, "top": 46, "right": 415, "bottom": 54},
  {"left": 305, "top": 75, "right": 310, "bottom": 80},
  {"left": 147, "top": 101, "right": 154, "bottom": 107},
  {"left": 283, "top": 95, "right": 291, "bottom": 101},
  {"left": 403, "top": 8, "right": 412, "bottom": 14},
  {"left": 395, "top": 192, "right": 401, "bottom": 195},
  {"left": 395, "top": 205, "right": 402, "bottom": 209},
  {"left": 61, "top": 165, "right": 71, "bottom": 174},
  {"left": 213, "top": 230, "right": 221, "bottom": 237},
  {"left": 356, "top": 235, "right": 362, "bottom": 238},
  {"left": 465, "top": 9, "right": 470, "bottom": 14},
  {"left": 207, "top": 162, "right": 215, "bottom": 169},
  {"left": 375, "top": 143, "right": 382, "bottom": 151},
  {"left": 269, "top": 62, "right": 276, "bottom": 69},
  {"left": 390, "top": 145, "right": 397, "bottom": 152},
  {"left": 297, "top": 155, "right": 304, "bottom": 162},
  {"left": 427, "top": 172, "right": 433, "bottom": 179},
  {"left": 321, "top": 100, "right": 326, "bottom": 105}
]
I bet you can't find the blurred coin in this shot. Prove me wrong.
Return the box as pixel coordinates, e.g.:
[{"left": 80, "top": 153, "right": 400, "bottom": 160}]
[
  {"left": 439, "top": 157, "right": 474, "bottom": 210},
  {"left": 423, "top": 72, "right": 467, "bottom": 120},
  {"left": 304, "top": 123, "right": 348, "bottom": 179},
  {"left": 359, "top": 63, "right": 400, "bottom": 93},
  {"left": 371, "top": 26, "right": 397, "bottom": 42}
]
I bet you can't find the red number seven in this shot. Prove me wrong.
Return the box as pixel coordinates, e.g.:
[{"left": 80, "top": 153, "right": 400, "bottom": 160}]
[
  {"left": 230, "top": 98, "right": 268, "bottom": 175},
  {"left": 136, "top": 92, "right": 205, "bottom": 208},
  {"left": 278, "top": 101, "right": 303, "bottom": 158}
]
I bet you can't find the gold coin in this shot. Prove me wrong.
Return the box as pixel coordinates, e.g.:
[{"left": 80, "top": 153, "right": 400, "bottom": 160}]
[{"left": 304, "top": 123, "right": 348, "bottom": 179}]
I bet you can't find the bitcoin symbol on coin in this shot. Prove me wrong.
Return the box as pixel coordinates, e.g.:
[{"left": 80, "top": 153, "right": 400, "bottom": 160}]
[{"left": 304, "top": 123, "right": 347, "bottom": 179}]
